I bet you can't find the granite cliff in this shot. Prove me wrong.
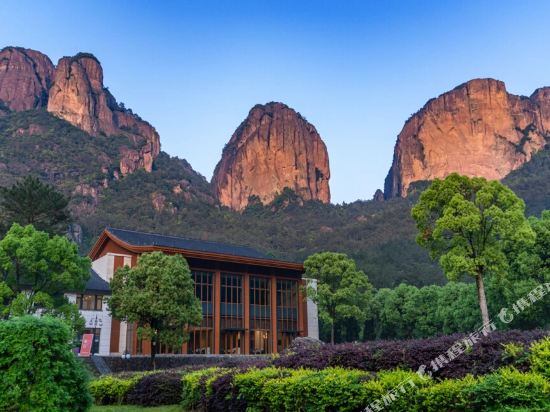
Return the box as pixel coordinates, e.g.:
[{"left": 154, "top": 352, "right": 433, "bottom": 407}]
[
  {"left": 47, "top": 53, "right": 160, "bottom": 174},
  {"left": 212, "top": 102, "right": 330, "bottom": 210},
  {"left": 0, "top": 47, "right": 54, "bottom": 111},
  {"left": 385, "top": 79, "right": 550, "bottom": 198},
  {"left": 0, "top": 47, "right": 160, "bottom": 175}
]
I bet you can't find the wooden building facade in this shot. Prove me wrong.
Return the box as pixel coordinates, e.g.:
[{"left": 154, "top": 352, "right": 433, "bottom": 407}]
[{"left": 88, "top": 228, "right": 317, "bottom": 356}]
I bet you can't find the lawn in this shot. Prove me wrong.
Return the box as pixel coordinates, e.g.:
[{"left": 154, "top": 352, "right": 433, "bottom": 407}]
[{"left": 91, "top": 406, "right": 181, "bottom": 412}]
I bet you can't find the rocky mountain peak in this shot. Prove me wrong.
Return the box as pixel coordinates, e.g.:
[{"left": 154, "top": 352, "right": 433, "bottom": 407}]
[
  {"left": 212, "top": 102, "right": 330, "bottom": 211},
  {"left": 384, "top": 78, "right": 550, "bottom": 198},
  {"left": 0, "top": 46, "right": 54, "bottom": 111},
  {"left": 46, "top": 52, "right": 160, "bottom": 174}
]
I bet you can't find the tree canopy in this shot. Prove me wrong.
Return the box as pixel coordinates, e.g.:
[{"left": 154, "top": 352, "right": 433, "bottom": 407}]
[
  {"left": 0, "top": 176, "right": 70, "bottom": 235},
  {"left": 108, "top": 251, "right": 202, "bottom": 365},
  {"left": 304, "top": 251, "right": 372, "bottom": 344},
  {"left": 412, "top": 173, "right": 534, "bottom": 326},
  {"left": 0, "top": 223, "right": 90, "bottom": 332}
]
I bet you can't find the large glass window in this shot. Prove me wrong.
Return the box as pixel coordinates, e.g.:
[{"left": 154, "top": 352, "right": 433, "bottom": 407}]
[
  {"left": 220, "top": 273, "right": 244, "bottom": 354},
  {"left": 249, "top": 276, "right": 271, "bottom": 354},
  {"left": 188, "top": 271, "right": 214, "bottom": 354},
  {"left": 76, "top": 294, "right": 103, "bottom": 311},
  {"left": 276, "top": 279, "right": 299, "bottom": 352}
]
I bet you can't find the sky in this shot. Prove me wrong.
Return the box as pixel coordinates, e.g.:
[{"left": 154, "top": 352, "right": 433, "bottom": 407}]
[{"left": 1, "top": 1, "right": 550, "bottom": 203}]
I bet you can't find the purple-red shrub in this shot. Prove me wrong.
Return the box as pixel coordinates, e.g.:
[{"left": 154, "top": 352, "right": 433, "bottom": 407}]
[{"left": 274, "top": 329, "right": 548, "bottom": 379}]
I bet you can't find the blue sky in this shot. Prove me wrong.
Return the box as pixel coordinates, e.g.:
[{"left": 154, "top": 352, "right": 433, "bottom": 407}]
[{"left": 1, "top": 1, "right": 550, "bottom": 203}]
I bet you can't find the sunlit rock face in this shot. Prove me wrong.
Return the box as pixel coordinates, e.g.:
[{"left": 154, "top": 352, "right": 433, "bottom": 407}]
[
  {"left": 47, "top": 53, "right": 160, "bottom": 174},
  {"left": 385, "top": 78, "right": 550, "bottom": 198},
  {"left": 0, "top": 47, "right": 54, "bottom": 111},
  {"left": 212, "top": 102, "right": 331, "bottom": 211}
]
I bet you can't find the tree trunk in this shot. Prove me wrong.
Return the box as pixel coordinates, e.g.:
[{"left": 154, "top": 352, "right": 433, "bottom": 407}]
[
  {"left": 475, "top": 273, "right": 490, "bottom": 328},
  {"left": 331, "top": 323, "right": 335, "bottom": 345},
  {"left": 151, "top": 335, "right": 157, "bottom": 370}
]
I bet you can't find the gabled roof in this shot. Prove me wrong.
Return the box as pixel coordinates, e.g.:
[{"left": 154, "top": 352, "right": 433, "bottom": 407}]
[
  {"left": 89, "top": 227, "right": 303, "bottom": 271},
  {"left": 85, "top": 269, "right": 111, "bottom": 294},
  {"left": 107, "top": 227, "right": 272, "bottom": 260}
]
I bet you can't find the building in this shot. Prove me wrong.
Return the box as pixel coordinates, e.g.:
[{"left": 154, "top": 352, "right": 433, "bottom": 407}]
[{"left": 78, "top": 227, "right": 318, "bottom": 356}]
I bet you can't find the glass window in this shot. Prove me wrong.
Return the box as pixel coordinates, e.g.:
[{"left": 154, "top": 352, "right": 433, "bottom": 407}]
[
  {"left": 188, "top": 271, "right": 214, "bottom": 354},
  {"left": 76, "top": 294, "right": 103, "bottom": 311},
  {"left": 249, "top": 276, "right": 271, "bottom": 354},
  {"left": 276, "top": 280, "right": 299, "bottom": 352},
  {"left": 220, "top": 273, "right": 243, "bottom": 354}
]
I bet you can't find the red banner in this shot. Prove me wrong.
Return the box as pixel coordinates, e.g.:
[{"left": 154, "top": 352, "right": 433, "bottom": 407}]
[{"left": 79, "top": 333, "right": 94, "bottom": 357}]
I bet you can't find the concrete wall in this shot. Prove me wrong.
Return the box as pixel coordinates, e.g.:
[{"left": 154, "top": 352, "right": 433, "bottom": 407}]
[{"left": 305, "top": 279, "right": 319, "bottom": 340}]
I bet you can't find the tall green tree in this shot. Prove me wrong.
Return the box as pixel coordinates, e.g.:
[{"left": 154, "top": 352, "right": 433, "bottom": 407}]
[
  {"left": 108, "top": 252, "right": 202, "bottom": 367},
  {"left": 0, "top": 223, "right": 90, "bottom": 333},
  {"left": 412, "top": 173, "right": 534, "bottom": 326},
  {"left": 304, "top": 251, "right": 372, "bottom": 344},
  {"left": 0, "top": 176, "right": 70, "bottom": 235}
]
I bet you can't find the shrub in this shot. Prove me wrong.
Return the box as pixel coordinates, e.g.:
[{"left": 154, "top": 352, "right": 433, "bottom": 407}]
[
  {"left": 181, "top": 367, "right": 227, "bottom": 411},
  {"left": 466, "top": 367, "right": 550, "bottom": 411},
  {"left": 416, "top": 375, "right": 478, "bottom": 412},
  {"left": 0, "top": 315, "right": 92, "bottom": 412},
  {"left": 275, "top": 329, "right": 548, "bottom": 378},
  {"left": 233, "top": 367, "right": 293, "bottom": 411},
  {"left": 263, "top": 367, "right": 372, "bottom": 412},
  {"left": 529, "top": 337, "right": 550, "bottom": 378},
  {"left": 362, "top": 369, "right": 433, "bottom": 411},
  {"left": 89, "top": 375, "right": 141, "bottom": 405},
  {"left": 126, "top": 372, "right": 182, "bottom": 406}
]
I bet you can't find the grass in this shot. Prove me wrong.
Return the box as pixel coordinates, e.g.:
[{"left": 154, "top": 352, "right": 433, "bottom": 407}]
[{"left": 91, "top": 406, "right": 181, "bottom": 412}]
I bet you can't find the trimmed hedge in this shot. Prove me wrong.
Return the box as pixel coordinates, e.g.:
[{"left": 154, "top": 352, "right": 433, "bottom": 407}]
[
  {"left": 89, "top": 374, "right": 143, "bottom": 405},
  {"left": 126, "top": 372, "right": 182, "bottom": 406},
  {"left": 91, "top": 365, "right": 549, "bottom": 411},
  {"left": 275, "top": 329, "right": 548, "bottom": 378},
  {"left": 89, "top": 333, "right": 550, "bottom": 410},
  {"left": 466, "top": 367, "right": 550, "bottom": 411},
  {"left": 530, "top": 337, "right": 550, "bottom": 379}
]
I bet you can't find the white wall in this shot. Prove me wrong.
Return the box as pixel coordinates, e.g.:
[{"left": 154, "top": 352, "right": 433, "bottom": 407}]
[
  {"left": 67, "top": 293, "right": 112, "bottom": 356},
  {"left": 305, "top": 279, "right": 319, "bottom": 340}
]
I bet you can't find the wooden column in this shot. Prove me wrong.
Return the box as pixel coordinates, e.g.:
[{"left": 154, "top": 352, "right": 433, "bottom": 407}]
[
  {"left": 297, "top": 280, "right": 305, "bottom": 337},
  {"left": 270, "top": 276, "right": 278, "bottom": 353},
  {"left": 302, "top": 280, "right": 309, "bottom": 338},
  {"left": 213, "top": 271, "right": 221, "bottom": 354},
  {"left": 243, "top": 273, "right": 250, "bottom": 354}
]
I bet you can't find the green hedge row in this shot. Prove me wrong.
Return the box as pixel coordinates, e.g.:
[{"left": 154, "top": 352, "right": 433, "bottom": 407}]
[
  {"left": 181, "top": 366, "right": 549, "bottom": 412},
  {"left": 90, "top": 337, "right": 550, "bottom": 411}
]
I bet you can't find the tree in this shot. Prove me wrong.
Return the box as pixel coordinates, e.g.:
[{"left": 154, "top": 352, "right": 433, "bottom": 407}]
[
  {"left": 304, "top": 252, "right": 372, "bottom": 344},
  {"left": 108, "top": 252, "right": 202, "bottom": 367},
  {"left": 0, "top": 315, "right": 92, "bottom": 411},
  {"left": 0, "top": 223, "right": 90, "bottom": 333},
  {"left": 0, "top": 176, "right": 70, "bottom": 235},
  {"left": 412, "top": 173, "right": 534, "bottom": 327}
]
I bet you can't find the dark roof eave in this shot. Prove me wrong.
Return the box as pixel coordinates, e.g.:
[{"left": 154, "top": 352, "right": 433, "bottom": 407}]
[{"left": 89, "top": 228, "right": 303, "bottom": 272}]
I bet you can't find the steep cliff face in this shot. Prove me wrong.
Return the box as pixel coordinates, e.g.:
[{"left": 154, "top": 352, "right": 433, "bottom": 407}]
[
  {"left": 212, "top": 102, "right": 330, "bottom": 211},
  {"left": 0, "top": 47, "right": 54, "bottom": 111},
  {"left": 47, "top": 53, "right": 160, "bottom": 173},
  {"left": 385, "top": 79, "right": 550, "bottom": 198}
]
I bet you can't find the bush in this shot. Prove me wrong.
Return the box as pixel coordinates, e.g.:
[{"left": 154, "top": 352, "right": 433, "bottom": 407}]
[
  {"left": 466, "top": 367, "right": 550, "bottom": 411},
  {"left": 529, "top": 337, "right": 550, "bottom": 378},
  {"left": 233, "top": 367, "right": 293, "bottom": 411},
  {"left": 362, "top": 369, "right": 432, "bottom": 411},
  {"left": 416, "top": 375, "right": 478, "bottom": 412},
  {"left": 126, "top": 372, "right": 182, "bottom": 406},
  {"left": 205, "top": 369, "right": 245, "bottom": 412},
  {"left": 0, "top": 315, "right": 92, "bottom": 411},
  {"left": 181, "top": 367, "right": 227, "bottom": 411},
  {"left": 89, "top": 374, "right": 141, "bottom": 405},
  {"left": 263, "top": 367, "right": 372, "bottom": 412},
  {"left": 274, "top": 329, "right": 548, "bottom": 378}
]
